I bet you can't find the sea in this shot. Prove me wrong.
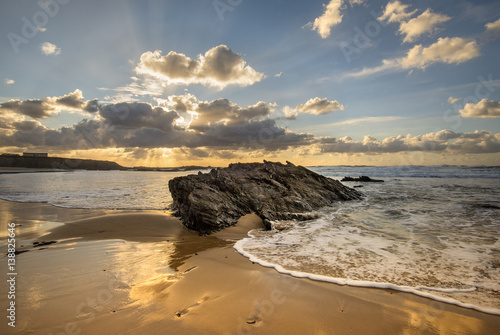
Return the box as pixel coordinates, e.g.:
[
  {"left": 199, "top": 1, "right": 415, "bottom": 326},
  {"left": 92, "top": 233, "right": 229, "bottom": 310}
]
[{"left": 0, "top": 165, "right": 499, "bottom": 314}]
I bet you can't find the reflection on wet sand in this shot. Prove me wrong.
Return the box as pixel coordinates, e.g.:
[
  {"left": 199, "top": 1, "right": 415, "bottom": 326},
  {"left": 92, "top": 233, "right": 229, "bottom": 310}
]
[{"left": 1, "top": 201, "right": 499, "bottom": 334}]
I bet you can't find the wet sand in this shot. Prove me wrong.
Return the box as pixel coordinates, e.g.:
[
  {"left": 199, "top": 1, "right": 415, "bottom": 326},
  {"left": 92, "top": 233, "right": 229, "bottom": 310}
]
[{"left": 1, "top": 199, "right": 499, "bottom": 334}]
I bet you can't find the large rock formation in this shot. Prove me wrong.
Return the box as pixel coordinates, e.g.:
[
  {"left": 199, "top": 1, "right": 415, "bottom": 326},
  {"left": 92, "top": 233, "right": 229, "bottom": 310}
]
[{"left": 169, "top": 161, "right": 362, "bottom": 234}]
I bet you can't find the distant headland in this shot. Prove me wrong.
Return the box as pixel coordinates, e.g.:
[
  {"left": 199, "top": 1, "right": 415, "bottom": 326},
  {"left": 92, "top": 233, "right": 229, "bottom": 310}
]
[{"left": 0, "top": 152, "right": 210, "bottom": 172}]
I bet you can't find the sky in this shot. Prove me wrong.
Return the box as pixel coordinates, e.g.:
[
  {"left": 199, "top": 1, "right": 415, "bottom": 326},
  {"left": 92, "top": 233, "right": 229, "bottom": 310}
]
[{"left": 0, "top": 0, "right": 499, "bottom": 167}]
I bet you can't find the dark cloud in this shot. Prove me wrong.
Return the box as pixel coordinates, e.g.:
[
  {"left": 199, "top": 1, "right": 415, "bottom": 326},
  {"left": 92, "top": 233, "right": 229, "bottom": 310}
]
[
  {"left": 0, "top": 89, "right": 99, "bottom": 120},
  {"left": 0, "top": 99, "right": 54, "bottom": 119},
  {"left": 2, "top": 93, "right": 498, "bottom": 158},
  {"left": 190, "top": 99, "right": 272, "bottom": 131},
  {"left": 99, "top": 102, "right": 179, "bottom": 132}
]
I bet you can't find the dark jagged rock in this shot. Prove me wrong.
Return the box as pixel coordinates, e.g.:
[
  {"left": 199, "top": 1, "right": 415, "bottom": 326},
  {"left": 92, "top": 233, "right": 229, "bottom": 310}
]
[
  {"left": 169, "top": 161, "right": 362, "bottom": 234},
  {"left": 341, "top": 176, "right": 384, "bottom": 182}
]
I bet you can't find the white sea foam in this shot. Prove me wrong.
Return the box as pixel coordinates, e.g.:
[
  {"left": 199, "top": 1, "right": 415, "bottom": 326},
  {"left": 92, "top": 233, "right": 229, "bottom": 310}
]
[
  {"left": 234, "top": 236, "right": 500, "bottom": 315},
  {"left": 235, "top": 175, "right": 500, "bottom": 315}
]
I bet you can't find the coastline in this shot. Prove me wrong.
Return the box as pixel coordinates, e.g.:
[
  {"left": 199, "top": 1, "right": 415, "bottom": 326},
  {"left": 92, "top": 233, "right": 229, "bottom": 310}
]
[{"left": 1, "top": 199, "right": 500, "bottom": 334}]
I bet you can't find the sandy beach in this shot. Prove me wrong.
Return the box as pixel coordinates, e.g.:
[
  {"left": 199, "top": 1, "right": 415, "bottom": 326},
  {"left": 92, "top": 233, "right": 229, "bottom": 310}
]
[{"left": 1, "top": 199, "right": 500, "bottom": 334}]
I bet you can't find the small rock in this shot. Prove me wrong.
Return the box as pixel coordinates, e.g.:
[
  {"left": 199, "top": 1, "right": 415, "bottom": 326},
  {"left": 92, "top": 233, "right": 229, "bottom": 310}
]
[
  {"left": 33, "top": 241, "right": 57, "bottom": 247},
  {"left": 246, "top": 318, "right": 256, "bottom": 324},
  {"left": 341, "top": 176, "right": 384, "bottom": 182}
]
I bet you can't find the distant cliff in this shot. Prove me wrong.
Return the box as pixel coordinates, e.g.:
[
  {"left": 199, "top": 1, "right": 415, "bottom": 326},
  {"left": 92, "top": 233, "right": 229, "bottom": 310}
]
[{"left": 0, "top": 155, "right": 126, "bottom": 170}]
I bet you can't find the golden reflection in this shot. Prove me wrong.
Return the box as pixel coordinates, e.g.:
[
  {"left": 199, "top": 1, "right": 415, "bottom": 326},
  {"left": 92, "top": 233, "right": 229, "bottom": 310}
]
[
  {"left": 110, "top": 241, "right": 179, "bottom": 307},
  {"left": 402, "top": 300, "right": 483, "bottom": 334},
  {"left": 0, "top": 200, "right": 14, "bottom": 237}
]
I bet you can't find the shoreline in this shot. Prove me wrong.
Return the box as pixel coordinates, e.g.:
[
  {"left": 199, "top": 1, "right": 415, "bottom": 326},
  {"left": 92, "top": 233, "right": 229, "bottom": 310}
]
[
  {"left": 235, "top": 237, "right": 500, "bottom": 316},
  {"left": 0, "top": 200, "right": 499, "bottom": 334}
]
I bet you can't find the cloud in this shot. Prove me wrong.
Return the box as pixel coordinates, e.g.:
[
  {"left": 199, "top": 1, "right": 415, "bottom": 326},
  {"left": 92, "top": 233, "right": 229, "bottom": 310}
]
[
  {"left": 40, "top": 42, "right": 61, "bottom": 56},
  {"left": 310, "top": 0, "right": 344, "bottom": 39},
  {"left": 156, "top": 94, "right": 197, "bottom": 114},
  {"left": 342, "top": 59, "right": 401, "bottom": 78},
  {"left": 309, "top": 0, "right": 366, "bottom": 39},
  {"left": 319, "top": 130, "right": 500, "bottom": 154},
  {"left": 4, "top": 79, "right": 14, "bottom": 85},
  {"left": 99, "top": 76, "right": 166, "bottom": 102},
  {"left": 190, "top": 99, "right": 274, "bottom": 131},
  {"left": 296, "top": 97, "right": 344, "bottom": 115},
  {"left": 282, "top": 106, "right": 298, "bottom": 120},
  {"left": 0, "top": 95, "right": 315, "bottom": 154},
  {"left": 99, "top": 102, "right": 180, "bottom": 132},
  {"left": 0, "top": 99, "right": 55, "bottom": 119},
  {"left": 327, "top": 116, "right": 406, "bottom": 126},
  {"left": 398, "top": 9, "right": 451, "bottom": 43},
  {"left": 448, "top": 96, "right": 462, "bottom": 104},
  {"left": 402, "top": 37, "right": 480, "bottom": 69},
  {"left": 0, "top": 89, "right": 99, "bottom": 119},
  {"left": 378, "top": 1, "right": 417, "bottom": 23},
  {"left": 484, "top": 17, "right": 500, "bottom": 40},
  {"left": 344, "top": 37, "right": 480, "bottom": 78},
  {"left": 135, "top": 45, "right": 264, "bottom": 88},
  {"left": 459, "top": 99, "right": 500, "bottom": 118}
]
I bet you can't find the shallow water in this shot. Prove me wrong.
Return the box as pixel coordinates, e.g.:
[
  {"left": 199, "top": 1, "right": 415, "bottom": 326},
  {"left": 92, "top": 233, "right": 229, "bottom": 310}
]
[{"left": 0, "top": 170, "right": 205, "bottom": 210}]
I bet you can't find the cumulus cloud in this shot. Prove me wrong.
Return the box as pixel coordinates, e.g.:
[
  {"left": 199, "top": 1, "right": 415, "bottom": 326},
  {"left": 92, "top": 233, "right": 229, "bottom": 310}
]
[
  {"left": 4, "top": 79, "right": 14, "bottom": 85},
  {"left": 378, "top": 1, "right": 417, "bottom": 23},
  {"left": 380, "top": 3, "right": 451, "bottom": 43},
  {"left": 156, "top": 94, "right": 197, "bottom": 114},
  {"left": 296, "top": 97, "right": 344, "bottom": 115},
  {"left": 309, "top": 0, "right": 365, "bottom": 38},
  {"left": 310, "top": 0, "right": 344, "bottom": 39},
  {"left": 484, "top": 17, "right": 500, "bottom": 40},
  {"left": 399, "top": 9, "right": 451, "bottom": 43},
  {"left": 402, "top": 37, "right": 480, "bottom": 69},
  {"left": 40, "top": 42, "right": 61, "bottom": 56},
  {"left": 0, "top": 89, "right": 99, "bottom": 119},
  {"left": 190, "top": 99, "right": 273, "bottom": 131},
  {"left": 319, "top": 130, "right": 500, "bottom": 154},
  {"left": 459, "top": 99, "right": 500, "bottom": 118},
  {"left": 135, "top": 45, "right": 264, "bottom": 88},
  {"left": 344, "top": 37, "right": 480, "bottom": 78}
]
